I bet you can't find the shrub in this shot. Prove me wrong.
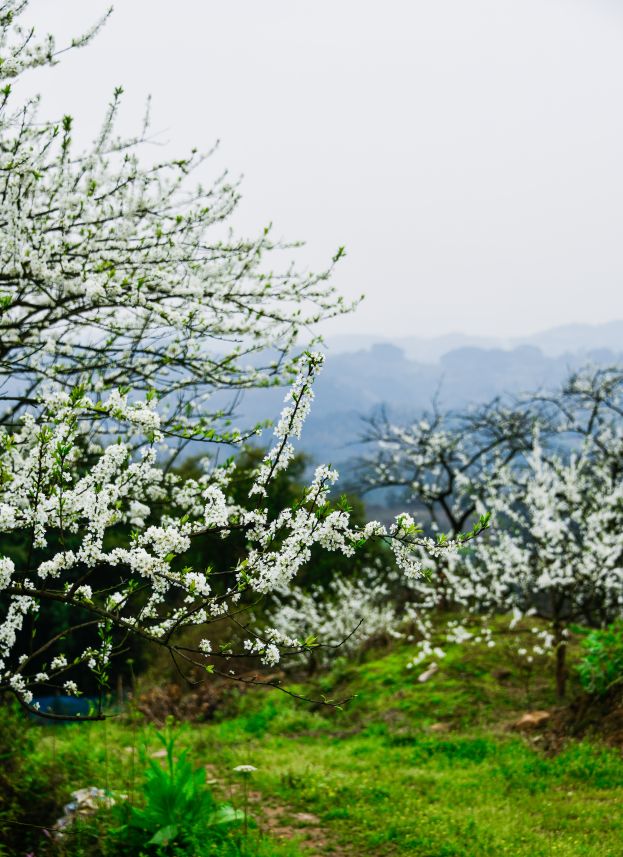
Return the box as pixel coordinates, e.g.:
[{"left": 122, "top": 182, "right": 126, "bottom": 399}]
[
  {"left": 577, "top": 623, "right": 623, "bottom": 696},
  {"left": 106, "top": 726, "right": 240, "bottom": 854}
]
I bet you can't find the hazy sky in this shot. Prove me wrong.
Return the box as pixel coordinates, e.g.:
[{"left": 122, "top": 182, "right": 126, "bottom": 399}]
[{"left": 21, "top": 0, "right": 623, "bottom": 339}]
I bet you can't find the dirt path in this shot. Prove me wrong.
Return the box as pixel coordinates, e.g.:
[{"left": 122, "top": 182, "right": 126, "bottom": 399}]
[{"left": 206, "top": 764, "right": 351, "bottom": 856}]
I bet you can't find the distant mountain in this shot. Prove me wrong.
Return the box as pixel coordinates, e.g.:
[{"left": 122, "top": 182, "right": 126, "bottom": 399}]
[
  {"left": 237, "top": 325, "right": 623, "bottom": 470},
  {"left": 521, "top": 320, "right": 623, "bottom": 357},
  {"left": 326, "top": 332, "right": 502, "bottom": 363},
  {"left": 326, "top": 320, "right": 623, "bottom": 363}
]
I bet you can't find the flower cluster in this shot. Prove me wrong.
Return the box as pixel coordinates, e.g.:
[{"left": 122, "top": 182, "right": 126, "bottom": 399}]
[
  {"left": 0, "top": 353, "right": 460, "bottom": 711},
  {"left": 269, "top": 561, "right": 404, "bottom": 663}
]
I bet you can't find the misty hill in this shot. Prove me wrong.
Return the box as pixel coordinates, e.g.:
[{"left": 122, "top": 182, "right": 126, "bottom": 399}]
[
  {"left": 326, "top": 319, "right": 623, "bottom": 363},
  {"left": 239, "top": 321, "right": 623, "bottom": 469}
]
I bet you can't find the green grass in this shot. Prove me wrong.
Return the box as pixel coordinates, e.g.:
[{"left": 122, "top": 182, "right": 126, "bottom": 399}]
[
  {"left": 209, "top": 735, "right": 622, "bottom": 856},
  {"left": 20, "top": 627, "right": 623, "bottom": 856}
]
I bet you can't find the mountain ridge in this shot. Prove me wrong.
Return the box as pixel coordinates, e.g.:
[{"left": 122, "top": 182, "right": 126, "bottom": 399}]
[
  {"left": 239, "top": 321, "right": 623, "bottom": 468},
  {"left": 325, "top": 319, "right": 623, "bottom": 363}
]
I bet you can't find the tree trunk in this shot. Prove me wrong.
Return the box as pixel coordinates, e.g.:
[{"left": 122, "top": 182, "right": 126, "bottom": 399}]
[{"left": 554, "top": 623, "right": 567, "bottom": 699}]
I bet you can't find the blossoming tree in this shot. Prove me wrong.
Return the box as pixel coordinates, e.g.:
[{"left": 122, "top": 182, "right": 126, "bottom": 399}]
[
  {"left": 0, "top": 4, "right": 489, "bottom": 717},
  {"left": 0, "top": 352, "right": 485, "bottom": 716},
  {"left": 471, "top": 430, "right": 623, "bottom": 697},
  {"left": 355, "top": 399, "right": 534, "bottom": 611},
  {"left": 360, "top": 367, "right": 623, "bottom": 697},
  {"left": 0, "top": 2, "right": 352, "bottom": 446}
]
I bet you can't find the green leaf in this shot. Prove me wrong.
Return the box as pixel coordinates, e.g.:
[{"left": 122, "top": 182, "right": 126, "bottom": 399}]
[
  {"left": 207, "top": 804, "right": 242, "bottom": 826},
  {"left": 147, "top": 824, "right": 179, "bottom": 845}
]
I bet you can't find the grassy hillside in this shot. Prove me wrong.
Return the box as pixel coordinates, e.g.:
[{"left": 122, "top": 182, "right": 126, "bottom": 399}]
[{"left": 11, "top": 627, "right": 623, "bottom": 857}]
